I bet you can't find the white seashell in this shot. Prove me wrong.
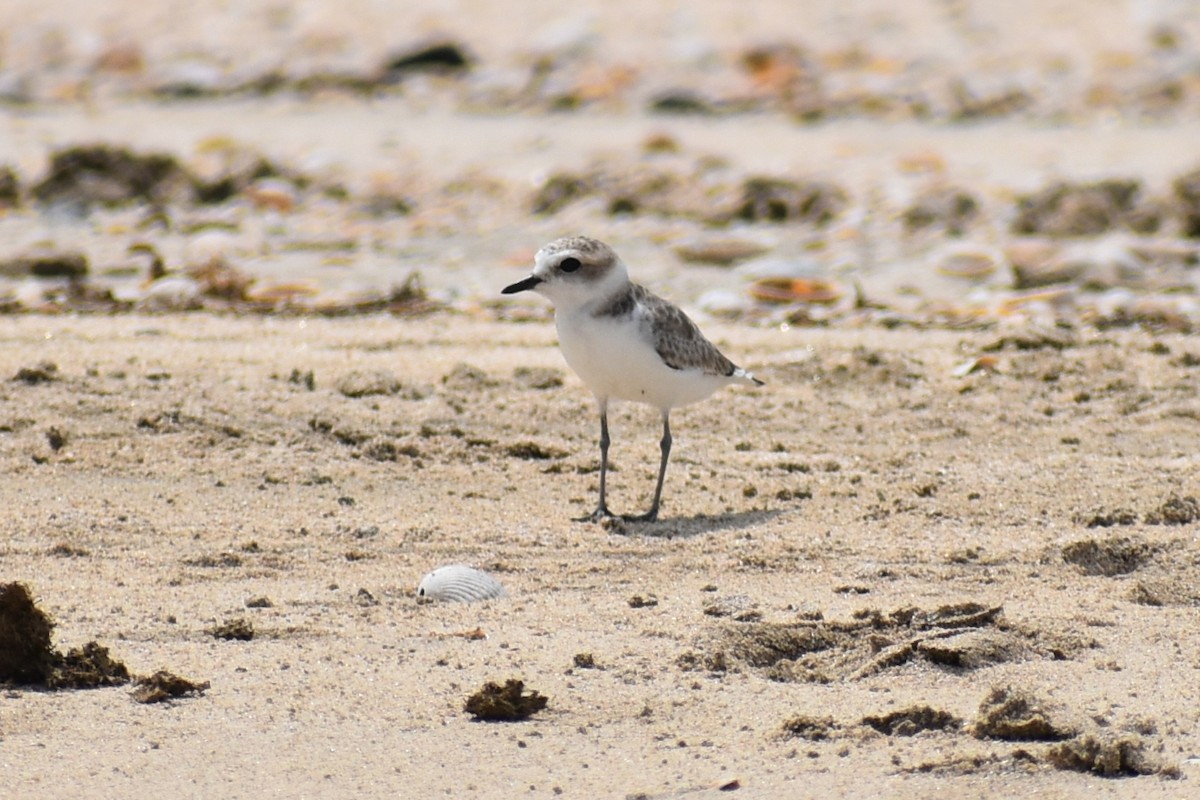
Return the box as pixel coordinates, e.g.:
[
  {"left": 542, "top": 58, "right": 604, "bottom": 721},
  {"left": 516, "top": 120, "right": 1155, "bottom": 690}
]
[
  {"left": 13, "top": 279, "right": 46, "bottom": 309},
  {"left": 697, "top": 288, "right": 750, "bottom": 316},
  {"left": 734, "top": 256, "right": 824, "bottom": 280},
  {"left": 185, "top": 230, "right": 239, "bottom": 268},
  {"left": 139, "top": 276, "right": 202, "bottom": 311},
  {"left": 932, "top": 242, "right": 1002, "bottom": 280},
  {"left": 417, "top": 565, "right": 506, "bottom": 603}
]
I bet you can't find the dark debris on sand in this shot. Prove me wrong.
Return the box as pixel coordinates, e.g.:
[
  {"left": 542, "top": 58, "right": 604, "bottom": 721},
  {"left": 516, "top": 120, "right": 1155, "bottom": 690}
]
[
  {"left": 972, "top": 686, "right": 1073, "bottom": 742},
  {"left": 1, "top": 582, "right": 206, "bottom": 703},
  {"left": 131, "top": 670, "right": 211, "bottom": 704},
  {"left": 862, "top": 705, "right": 962, "bottom": 737},
  {"left": 32, "top": 144, "right": 196, "bottom": 208},
  {"left": 0, "top": 582, "right": 58, "bottom": 684},
  {"left": 1047, "top": 733, "right": 1175, "bottom": 778},
  {"left": 47, "top": 641, "right": 131, "bottom": 689},
  {"left": 0, "top": 582, "right": 129, "bottom": 689},
  {"left": 464, "top": 679, "right": 548, "bottom": 721},
  {"left": 207, "top": 617, "right": 255, "bottom": 641},
  {"left": 694, "top": 601, "right": 1047, "bottom": 683}
]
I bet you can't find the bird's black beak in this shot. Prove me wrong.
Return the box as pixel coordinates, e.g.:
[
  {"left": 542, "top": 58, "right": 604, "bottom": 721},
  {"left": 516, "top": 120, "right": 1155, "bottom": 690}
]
[{"left": 502, "top": 275, "right": 543, "bottom": 294}]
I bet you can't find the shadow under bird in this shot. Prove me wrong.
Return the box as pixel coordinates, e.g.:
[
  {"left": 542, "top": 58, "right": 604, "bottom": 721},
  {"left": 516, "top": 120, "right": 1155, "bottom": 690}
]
[{"left": 502, "top": 235, "right": 764, "bottom": 523}]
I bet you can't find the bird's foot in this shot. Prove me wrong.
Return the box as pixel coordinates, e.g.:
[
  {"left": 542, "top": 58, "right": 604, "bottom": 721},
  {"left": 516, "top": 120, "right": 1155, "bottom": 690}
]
[
  {"left": 574, "top": 506, "right": 614, "bottom": 523},
  {"left": 621, "top": 508, "right": 660, "bottom": 524}
]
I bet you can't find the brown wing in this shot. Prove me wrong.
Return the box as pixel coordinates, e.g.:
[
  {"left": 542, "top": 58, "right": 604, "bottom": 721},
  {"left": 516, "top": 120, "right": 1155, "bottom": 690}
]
[{"left": 635, "top": 286, "right": 739, "bottom": 377}]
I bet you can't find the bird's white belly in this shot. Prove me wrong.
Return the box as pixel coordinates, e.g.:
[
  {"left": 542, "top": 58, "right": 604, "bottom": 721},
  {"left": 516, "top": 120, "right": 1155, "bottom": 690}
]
[{"left": 556, "top": 312, "right": 724, "bottom": 410}]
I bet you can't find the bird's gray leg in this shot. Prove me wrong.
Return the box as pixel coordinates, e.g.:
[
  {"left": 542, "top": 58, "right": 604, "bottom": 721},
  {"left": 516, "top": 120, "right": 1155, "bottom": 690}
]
[
  {"left": 596, "top": 409, "right": 612, "bottom": 515},
  {"left": 576, "top": 401, "right": 613, "bottom": 522},
  {"left": 628, "top": 412, "right": 671, "bottom": 523}
]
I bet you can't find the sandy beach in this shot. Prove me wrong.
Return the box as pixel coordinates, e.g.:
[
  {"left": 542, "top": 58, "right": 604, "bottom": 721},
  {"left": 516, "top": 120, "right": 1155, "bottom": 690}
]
[{"left": 2, "top": 2, "right": 1199, "bottom": 798}]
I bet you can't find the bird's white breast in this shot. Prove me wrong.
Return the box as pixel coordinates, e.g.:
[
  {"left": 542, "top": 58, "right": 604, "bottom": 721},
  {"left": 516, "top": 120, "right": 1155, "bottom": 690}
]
[{"left": 556, "top": 309, "right": 728, "bottom": 411}]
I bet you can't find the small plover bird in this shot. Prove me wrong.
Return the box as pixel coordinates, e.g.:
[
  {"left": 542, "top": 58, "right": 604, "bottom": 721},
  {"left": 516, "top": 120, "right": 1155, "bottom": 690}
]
[{"left": 502, "top": 235, "right": 763, "bottom": 522}]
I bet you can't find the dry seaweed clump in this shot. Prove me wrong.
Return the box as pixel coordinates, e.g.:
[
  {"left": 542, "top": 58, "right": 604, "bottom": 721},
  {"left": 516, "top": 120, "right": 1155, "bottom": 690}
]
[
  {"left": 0, "top": 582, "right": 57, "bottom": 683},
  {"left": 1010, "top": 179, "right": 1157, "bottom": 237},
  {"left": 207, "top": 617, "right": 254, "bottom": 641},
  {"left": 32, "top": 144, "right": 196, "bottom": 208},
  {"left": 779, "top": 714, "right": 837, "bottom": 741},
  {"left": 131, "top": 670, "right": 210, "bottom": 704},
  {"left": 721, "top": 622, "right": 839, "bottom": 668},
  {"left": 0, "top": 582, "right": 130, "bottom": 690},
  {"left": 464, "top": 679, "right": 548, "bottom": 721},
  {"left": 734, "top": 177, "right": 846, "bottom": 225},
  {"left": 1, "top": 583, "right": 207, "bottom": 702},
  {"left": 972, "top": 686, "right": 1072, "bottom": 741},
  {"left": 48, "top": 642, "right": 131, "bottom": 689},
  {"left": 902, "top": 185, "right": 980, "bottom": 236},
  {"left": 1145, "top": 494, "right": 1199, "bottom": 525},
  {"left": 12, "top": 361, "right": 60, "bottom": 384},
  {"left": 0, "top": 165, "right": 20, "bottom": 208},
  {"left": 700, "top": 601, "right": 1042, "bottom": 683},
  {"left": 861, "top": 705, "right": 962, "bottom": 737},
  {"left": 1060, "top": 535, "right": 1156, "bottom": 576},
  {"left": 1047, "top": 733, "right": 1173, "bottom": 777},
  {"left": 1127, "top": 577, "right": 1200, "bottom": 607}
]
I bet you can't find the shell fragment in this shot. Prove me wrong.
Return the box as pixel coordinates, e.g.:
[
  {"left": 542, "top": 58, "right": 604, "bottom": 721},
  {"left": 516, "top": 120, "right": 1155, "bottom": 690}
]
[{"left": 417, "top": 565, "right": 507, "bottom": 603}]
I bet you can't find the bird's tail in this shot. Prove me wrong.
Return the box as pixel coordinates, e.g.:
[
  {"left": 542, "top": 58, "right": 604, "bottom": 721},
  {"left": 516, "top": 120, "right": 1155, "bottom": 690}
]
[{"left": 731, "top": 367, "right": 765, "bottom": 386}]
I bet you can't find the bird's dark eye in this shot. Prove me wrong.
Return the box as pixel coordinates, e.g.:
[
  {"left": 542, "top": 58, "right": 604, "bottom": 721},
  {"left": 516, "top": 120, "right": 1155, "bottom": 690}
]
[{"left": 559, "top": 256, "right": 581, "bottom": 273}]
